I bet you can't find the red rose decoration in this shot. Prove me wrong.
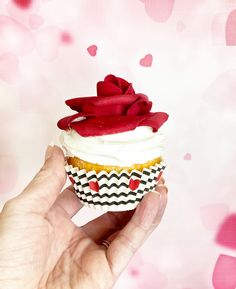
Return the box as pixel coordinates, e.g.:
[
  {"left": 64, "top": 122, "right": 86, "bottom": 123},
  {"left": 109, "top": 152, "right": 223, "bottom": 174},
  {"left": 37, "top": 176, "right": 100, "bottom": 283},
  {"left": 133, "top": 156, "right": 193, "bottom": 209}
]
[{"left": 57, "top": 74, "right": 169, "bottom": 136}]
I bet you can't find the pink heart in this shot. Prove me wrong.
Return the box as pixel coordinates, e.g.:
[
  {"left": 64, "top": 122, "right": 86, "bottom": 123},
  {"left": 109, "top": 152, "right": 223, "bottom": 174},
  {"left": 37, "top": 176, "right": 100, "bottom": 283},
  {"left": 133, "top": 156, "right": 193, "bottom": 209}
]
[
  {"left": 139, "top": 54, "right": 153, "bottom": 67},
  {"left": 184, "top": 153, "right": 192, "bottom": 160},
  {"left": 212, "top": 254, "right": 236, "bottom": 289},
  {"left": 13, "top": 0, "right": 32, "bottom": 9},
  {"left": 129, "top": 179, "right": 140, "bottom": 190},
  {"left": 60, "top": 31, "right": 73, "bottom": 44},
  {"left": 216, "top": 214, "right": 236, "bottom": 249},
  {"left": 226, "top": 9, "right": 236, "bottom": 46},
  {"left": 143, "top": 0, "right": 175, "bottom": 23},
  {"left": 89, "top": 181, "right": 99, "bottom": 192},
  {"left": 87, "top": 45, "right": 97, "bottom": 57}
]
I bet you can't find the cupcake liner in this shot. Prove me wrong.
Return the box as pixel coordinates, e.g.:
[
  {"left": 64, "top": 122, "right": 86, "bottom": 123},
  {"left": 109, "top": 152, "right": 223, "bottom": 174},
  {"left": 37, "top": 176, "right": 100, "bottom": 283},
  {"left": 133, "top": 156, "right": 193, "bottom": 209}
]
[{"left": 65, "top": 161, "right": 166, "bottom": 211}]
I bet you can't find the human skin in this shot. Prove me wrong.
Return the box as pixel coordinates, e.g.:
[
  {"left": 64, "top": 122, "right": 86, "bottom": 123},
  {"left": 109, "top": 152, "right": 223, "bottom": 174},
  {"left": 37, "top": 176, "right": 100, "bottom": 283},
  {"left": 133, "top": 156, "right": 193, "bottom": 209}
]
[{"left": 0, "top": 145, "right": 168, "bottom": 289}]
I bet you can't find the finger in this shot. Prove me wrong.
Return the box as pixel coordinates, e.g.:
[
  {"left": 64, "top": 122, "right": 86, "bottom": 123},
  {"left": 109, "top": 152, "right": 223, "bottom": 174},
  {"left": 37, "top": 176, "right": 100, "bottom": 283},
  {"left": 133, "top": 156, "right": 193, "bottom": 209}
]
[
  {"left": 106, "top": 184, "right": 168, "bottom": 278},
  {"left": 6, "top": 145, "right": 66, "bottom": 215},
  {"left": 82, "top": 210, "right": 134, "bottom": 243},
  {"left": 158, "top": 177, "right": 165, "bottom": 185},
  {"left": 53, "top": 186, "right": 83, "bottom": 218}
]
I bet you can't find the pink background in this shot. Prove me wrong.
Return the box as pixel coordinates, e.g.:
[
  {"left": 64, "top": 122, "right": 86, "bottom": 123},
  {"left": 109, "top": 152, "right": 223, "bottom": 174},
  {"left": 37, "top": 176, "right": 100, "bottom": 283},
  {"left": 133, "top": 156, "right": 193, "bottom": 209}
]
[{"left": 1, "top": 1, "right": 236, "bottom": 288}]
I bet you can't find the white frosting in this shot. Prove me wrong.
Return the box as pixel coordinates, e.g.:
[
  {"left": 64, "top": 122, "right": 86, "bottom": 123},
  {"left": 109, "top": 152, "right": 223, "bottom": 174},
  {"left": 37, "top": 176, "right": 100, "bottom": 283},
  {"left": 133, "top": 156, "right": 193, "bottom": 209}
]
[{"left": 60, "top": 126, "right": 164, "bottom": 166}]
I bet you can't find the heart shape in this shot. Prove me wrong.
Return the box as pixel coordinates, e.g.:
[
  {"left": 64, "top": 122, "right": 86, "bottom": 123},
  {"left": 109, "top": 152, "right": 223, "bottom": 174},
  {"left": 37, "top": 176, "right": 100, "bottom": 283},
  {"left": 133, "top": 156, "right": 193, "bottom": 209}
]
[
  {"left": 216, "top": 214, "right": 236, "bottom": 249},
  {"left": 87, "top": 45, "right": 97, "bottom": 57},
  {"left": 69, "top": 176, "right": 75, "bottom": 185},
  {"left": 89, "top": 181, "right": 99, "bottom": 192},
  {"left": 156, "top": 171, "right": 163, "bottom": 182},
  {"left": 184, "top": 153, "right": 192, "bottom": 160},
  {"left": 129, "top": 179, "right": 140, "bottom": 190},
  {"left": 13, "top": 0, "right": 32, "bottom": 9},
  {"left": 143, "top": 0, "right": 175, "bottom": 23},
  {"left": 212, "top": 254, "right": 236, "bottom": 289},
  {"left": 139, "top": 54, "right": 153, "bottom": 67},
  {"left": 226, "top": 10, "right": 236, "bottom": 46}
]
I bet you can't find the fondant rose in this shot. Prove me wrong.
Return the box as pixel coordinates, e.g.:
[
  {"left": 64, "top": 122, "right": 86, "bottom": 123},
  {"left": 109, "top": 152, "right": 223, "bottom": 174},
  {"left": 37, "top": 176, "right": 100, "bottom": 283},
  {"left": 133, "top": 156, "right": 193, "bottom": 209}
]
[{"left": 57, "top": 75, "right": 169, "bottom": 136}]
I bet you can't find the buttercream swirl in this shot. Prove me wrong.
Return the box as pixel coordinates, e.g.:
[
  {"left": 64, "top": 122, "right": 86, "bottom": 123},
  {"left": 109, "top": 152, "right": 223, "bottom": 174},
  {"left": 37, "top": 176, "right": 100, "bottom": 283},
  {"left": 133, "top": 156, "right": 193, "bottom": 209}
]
[{"left": 60, "top": 126, "right": 164, "bottom": 166}]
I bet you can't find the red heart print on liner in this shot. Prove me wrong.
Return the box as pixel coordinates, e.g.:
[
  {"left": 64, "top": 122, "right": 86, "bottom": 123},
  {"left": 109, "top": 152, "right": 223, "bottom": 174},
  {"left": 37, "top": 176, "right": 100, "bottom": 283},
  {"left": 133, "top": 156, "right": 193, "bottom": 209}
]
[
  {"left": 139, "top": 54, "right": 153, "bottom": 67},
  {"left": 89, "top": 181, "right": 100, "bottom": 192},
  {"left": 87, "top": 45, "right": 97, "bottom": 57},
  {"left": 129, "top": 179, "right": 140, "bottom": 190},
  {"left": 13, "top": 0, "right": 32, "bottom": 9},
  {"left": 69, "top": 176, "right": 75, "bottom": 185},
  {"left": 156, "top": 171, "right": 163, "bottom": 182}
]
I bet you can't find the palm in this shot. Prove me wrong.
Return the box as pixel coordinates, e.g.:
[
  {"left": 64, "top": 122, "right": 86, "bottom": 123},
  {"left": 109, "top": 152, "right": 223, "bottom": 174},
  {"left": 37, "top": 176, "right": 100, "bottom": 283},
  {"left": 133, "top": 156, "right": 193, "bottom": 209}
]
[
  {"left": 37, "top": 203, "right": 115, "bottom": 289},
  {"left": 0, "top": 196, "right": 133, "bottom": 289}
]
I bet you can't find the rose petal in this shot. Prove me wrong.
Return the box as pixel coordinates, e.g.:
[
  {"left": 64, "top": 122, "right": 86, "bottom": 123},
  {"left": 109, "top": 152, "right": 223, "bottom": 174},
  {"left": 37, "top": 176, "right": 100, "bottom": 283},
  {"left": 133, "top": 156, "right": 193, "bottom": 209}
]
[
  {"left": 127, "top": 94, "right": 152, "bottom": 115},
  {"left": 58, "top": 75, "right": 169, "bottom": 136},
  {"left": 97, "top": 80, "right": 123, "bottom": 96},
  {"left": 82, "top": 103, "right": 127, "bottom": 116},
  {"left": 69, "top": 112, "right": 168, "bottom": 136},
  {"left": 57, "top": 112, "right": 93, "bottom": 130},
  {"left": 97, "top": 74, "right": 135, "bottom": 96},
  {"left": 141, "top": 112, "right": 169, "bottom": 132},
  {"left": 66, "top": 94, "right": 147, "bottom": 113},
  {"left": 105, "top": 74, "right": 135, "bottom": 94}
]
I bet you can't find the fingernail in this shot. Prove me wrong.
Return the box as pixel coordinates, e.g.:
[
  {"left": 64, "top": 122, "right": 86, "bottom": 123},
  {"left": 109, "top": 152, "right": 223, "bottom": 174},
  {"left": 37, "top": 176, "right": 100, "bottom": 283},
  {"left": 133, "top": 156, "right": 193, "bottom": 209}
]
[
  {"left": 45, "top": 144, "right": 54, "bottom": 161},
  {"left": 134, "top": 192, "right": 162, "bottom": 230}
]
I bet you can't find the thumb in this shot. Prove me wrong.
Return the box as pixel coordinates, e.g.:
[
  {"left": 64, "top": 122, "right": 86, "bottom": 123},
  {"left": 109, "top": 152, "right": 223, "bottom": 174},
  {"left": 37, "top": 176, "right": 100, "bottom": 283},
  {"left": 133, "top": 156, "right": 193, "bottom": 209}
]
[{"left": 5, "top": 145, "right": 66, "bottom": 215}]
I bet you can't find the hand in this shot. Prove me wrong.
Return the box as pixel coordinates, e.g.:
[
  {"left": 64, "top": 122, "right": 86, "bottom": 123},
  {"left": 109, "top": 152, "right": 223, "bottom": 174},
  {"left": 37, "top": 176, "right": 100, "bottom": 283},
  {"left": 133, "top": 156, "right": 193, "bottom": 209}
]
[{"left": 0, "top": 145, "right": 168, "bottom": 289}]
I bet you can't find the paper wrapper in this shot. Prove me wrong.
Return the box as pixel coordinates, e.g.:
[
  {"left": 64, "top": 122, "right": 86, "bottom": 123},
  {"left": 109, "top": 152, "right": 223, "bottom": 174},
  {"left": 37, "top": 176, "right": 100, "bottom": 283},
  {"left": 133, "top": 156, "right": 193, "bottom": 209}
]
[{"left": 65, "top": 161, "right": 166, "bottom": 211}]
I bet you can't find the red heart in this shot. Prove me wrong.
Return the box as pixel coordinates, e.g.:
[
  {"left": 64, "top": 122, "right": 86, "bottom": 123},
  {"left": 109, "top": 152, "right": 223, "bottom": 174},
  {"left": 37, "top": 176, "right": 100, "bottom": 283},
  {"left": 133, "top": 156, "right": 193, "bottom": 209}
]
[
  {"left": 156, "top": 171, "right": 163, "bottom": 182},
  {"left": 69, "top": 176, "right": 75, "bottom": 185},
  {"left": 87, "top": 45, "right": 97, "bottom": 57},
  {"left": 139, "top": 54, "right": 153, "bottom": 67},
  {"left": 129, "top": 179, "right": 140, "bottom": 190},
  {"left": 89, "top": 181, "right": 99, "bottom": 192},
  {"left": 13, "top": 0, "right": 32, "bottom": 9}
]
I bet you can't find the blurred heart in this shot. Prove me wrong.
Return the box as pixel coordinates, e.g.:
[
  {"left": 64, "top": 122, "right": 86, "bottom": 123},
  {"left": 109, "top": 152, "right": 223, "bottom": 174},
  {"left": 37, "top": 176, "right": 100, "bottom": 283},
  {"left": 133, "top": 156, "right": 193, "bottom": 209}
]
[
  {"left": 184, "top": 153, "right": 192, "bottom": 160},
  {"left": 139, "top": 54, "right": 153, "bottom": 67},
  {"left": 13, "top": 0, "right": 32, "bottom": 9},
  {"left": 143, "top": 0, "right": 175, "bottom": 22},
  {"left": 129, "top": 179, "right": 140, "bottom": 190},
  {"left": 212, "top": 254, "right": 236, "bottom": 289},
  {"left": 87, "top": 45, "right": 97, "bottom": 57},
  {"left": 226, "top": 9, "right": 236, "bottom": 46},
  {"left": 216, "top": 214, "right": 236, "bottom": 249},
  {"left": 89, "top": 181, "right": 99, "bottom": 192}
]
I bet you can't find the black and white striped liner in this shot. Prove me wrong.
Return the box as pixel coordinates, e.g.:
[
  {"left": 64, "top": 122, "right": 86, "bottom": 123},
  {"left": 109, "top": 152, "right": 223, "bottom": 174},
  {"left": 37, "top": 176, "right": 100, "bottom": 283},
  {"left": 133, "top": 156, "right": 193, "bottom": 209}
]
[{"left": 65, "top": 161, "right": 166, "bottom": 211}]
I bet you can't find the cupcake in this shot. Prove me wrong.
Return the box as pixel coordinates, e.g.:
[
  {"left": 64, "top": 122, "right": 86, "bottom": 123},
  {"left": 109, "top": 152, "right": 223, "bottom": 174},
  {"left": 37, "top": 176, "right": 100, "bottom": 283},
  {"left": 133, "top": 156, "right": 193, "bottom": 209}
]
[{"left": 57, "top": 74, "right": 168, "bottom": 211}]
